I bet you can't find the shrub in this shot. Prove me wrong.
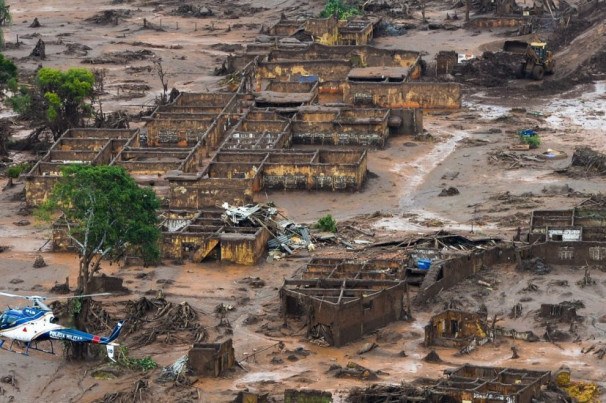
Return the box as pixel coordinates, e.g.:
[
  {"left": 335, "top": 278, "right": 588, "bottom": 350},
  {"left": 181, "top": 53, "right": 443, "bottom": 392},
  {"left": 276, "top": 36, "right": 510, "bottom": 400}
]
[
  {"left": 316, "top": 214, "right": 337, "bottom": 233},
  {"left": 7, "top": 162, "right": 31, "bottom": 178},
  {"left": 520, "top": 134, "right": 541, "bottom": 149},
  {"left": 320, "top": 0, "right": 360, "bottom": 20}
]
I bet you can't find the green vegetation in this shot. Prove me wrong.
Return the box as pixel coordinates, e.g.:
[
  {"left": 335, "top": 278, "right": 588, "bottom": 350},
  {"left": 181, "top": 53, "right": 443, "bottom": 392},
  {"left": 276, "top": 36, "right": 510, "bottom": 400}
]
[
  {"left": 36, "top": 67, "right": 95, "bottom": 136},
  {"left": 0, "top": 0, "right": 12, "bottom": 46},
  {"left": 0, "top": 53, "right": 16, "bottom": 84},
  {"left": 319, "top": 0, "right": 360, "bottom": 20},
  {"left": 520, "top": 134, "right": 541, "bottom": 149},
  {"left": 7, "top": 67, "right": 100, "bottom": 140},
  {"left": 38, "top": 165, "right": 161, "bottom": 293},
  {"left": 6, "top": 162, "right": 30, "bottom": 179},
  {"left": 5, "top": 162, "right": 31, "bottom": 187},
  {"left": 114, "top": 347, "right": 158, "bottom": 371},
  {"left": 316, "top": 214, "right": 337, "bottom": 233}
]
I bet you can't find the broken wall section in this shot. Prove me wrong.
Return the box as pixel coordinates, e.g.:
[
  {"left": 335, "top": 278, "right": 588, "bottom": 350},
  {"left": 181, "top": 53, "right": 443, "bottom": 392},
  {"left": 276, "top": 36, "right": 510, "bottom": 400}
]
[{"left": 188, "top": 339, "right": 235, "bottom": 377}]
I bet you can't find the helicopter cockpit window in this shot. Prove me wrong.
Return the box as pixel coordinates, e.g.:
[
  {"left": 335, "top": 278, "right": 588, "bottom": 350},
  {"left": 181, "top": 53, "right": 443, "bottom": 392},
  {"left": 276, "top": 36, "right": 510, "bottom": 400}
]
[{"left": 0, "top": 314, "right": 18, "bottom": 328}]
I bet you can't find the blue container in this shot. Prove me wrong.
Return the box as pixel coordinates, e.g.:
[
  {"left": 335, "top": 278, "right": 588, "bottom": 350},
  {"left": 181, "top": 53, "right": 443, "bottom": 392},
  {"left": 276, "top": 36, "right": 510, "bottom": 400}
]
[
  {"left": 417, "top": 258, "right": 432, "bottom": 270},
  {"left": 518, "top": 129, "right": 537, "bottom": 137}
]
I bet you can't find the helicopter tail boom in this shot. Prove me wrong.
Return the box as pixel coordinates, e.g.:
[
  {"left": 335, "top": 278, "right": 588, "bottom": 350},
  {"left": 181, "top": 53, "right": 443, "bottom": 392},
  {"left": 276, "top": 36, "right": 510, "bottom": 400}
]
[{"left": 45, "top": 320, "right": 125, "bottom": 345}]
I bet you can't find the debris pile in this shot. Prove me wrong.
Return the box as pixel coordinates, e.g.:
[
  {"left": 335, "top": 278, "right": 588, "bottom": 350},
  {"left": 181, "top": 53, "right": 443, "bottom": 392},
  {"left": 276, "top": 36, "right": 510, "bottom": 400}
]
[
  {"left": 348, "top": 384, "right": 428, "bottom": 402},
  {"left": 85, "top": 9, "right": 132, "bottom": 25},
  {"left": 571, "top": 147, "right": 606, "bottom": 175},
  {"left": 489, "top": 150, "right": 544, "bottom": 168},
  {"left": 157, "top": 355, "right": 189, "bottom": 384},
  {"left": 82, "top": 49, "right": 156, "bottom": 65},
  {"left": 327, "top": 361, "right": 379, "bottom": 380},
  {"left": 97, "top": 379, "right": 149, "bottom": 403},
  {"left": 125, "top": 296, "right": 207, "bottom": 346},
  {"left": 438, "top": 186, "right": 460, "bottom": 197},
  {"left": 521, "top": 257, "right": 551, "bottom": 275},
  {"left": 64, "top": 43, "right": 92, "bottom": 56},
  {"left": 221, "top": 202, "right": 313, "bottom": 257},
  {"left": 455, "top": 51, "right": 522, "bottom": 87},
  {"left": 172, "top": 5, "right": 213, "bottom": 18},
  {"left": 582, "top": 342, "right": 606, "bottom": 360}
]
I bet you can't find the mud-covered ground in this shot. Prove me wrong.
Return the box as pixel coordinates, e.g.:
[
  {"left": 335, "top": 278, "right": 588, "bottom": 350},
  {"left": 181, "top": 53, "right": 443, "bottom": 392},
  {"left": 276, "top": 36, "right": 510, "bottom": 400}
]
[{"left": 1, "top": 0, "right": 606, "bottom": 402}]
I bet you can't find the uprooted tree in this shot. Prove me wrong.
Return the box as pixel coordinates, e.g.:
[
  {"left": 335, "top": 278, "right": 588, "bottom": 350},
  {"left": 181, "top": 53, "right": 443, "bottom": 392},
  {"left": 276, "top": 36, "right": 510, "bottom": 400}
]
[{"left": 38, "top": 165, "right": 160, "bottom": 359}]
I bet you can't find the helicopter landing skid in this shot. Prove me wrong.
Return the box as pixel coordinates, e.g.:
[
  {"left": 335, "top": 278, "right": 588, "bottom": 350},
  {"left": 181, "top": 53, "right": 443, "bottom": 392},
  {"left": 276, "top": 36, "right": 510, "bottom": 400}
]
[{"left": 0, "top": 338, "right": 55, "bottom": 357}]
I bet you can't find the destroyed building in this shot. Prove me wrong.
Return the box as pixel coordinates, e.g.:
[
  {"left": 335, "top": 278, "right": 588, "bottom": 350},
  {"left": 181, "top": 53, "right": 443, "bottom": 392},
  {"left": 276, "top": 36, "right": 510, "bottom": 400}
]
[
  {"left": 431, "top": 365, "right": 551, "bottom": 403},
  {"left": 281, "top": 258, "right": 408, "bottom": 346},
  {"left": 348, "top": 365, "right": 552, "bottom": 403},
  {"left": 28, "top": 13, "right": 467, "bottom": 269},
  {"left": 424, "top": 310, "right": 488, "bottom": 348},
  {"left": 23, "top": 128, "right": 139, "bottom": 206},
  {"left": 188, "top": 339, "right": 236, "bottom": 377},
  {"left": 268, "top": 15, "right": 377, "bottom": 46},
  {"left": 409, "top": 233, "right": 515, "bottom": 302},
  {"left": 526, "top": 204, "right": 606, "bottom": 265},
  {"left": 424, "top": 309, "right": 539, "bottom": 349}
]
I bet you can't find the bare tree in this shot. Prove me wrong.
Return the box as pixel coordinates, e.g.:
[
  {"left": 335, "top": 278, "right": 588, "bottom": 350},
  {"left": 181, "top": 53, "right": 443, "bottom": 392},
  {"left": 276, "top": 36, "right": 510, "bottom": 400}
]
[
  {"left": 153, "top": 60, "right": 169, "bottom": 105},
  {"left": 92, "top": 68, "right": 107, "bottom": 126}
]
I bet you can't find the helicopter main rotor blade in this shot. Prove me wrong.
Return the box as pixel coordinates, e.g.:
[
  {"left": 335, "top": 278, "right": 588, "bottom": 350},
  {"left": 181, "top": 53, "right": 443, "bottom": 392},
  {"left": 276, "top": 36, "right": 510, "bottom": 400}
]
[
  {"left": 52, "top": 292, "right": 113, "bottom": 300},
  {"left": 0, "top": 292, "right": 29, "bottom": 299}
]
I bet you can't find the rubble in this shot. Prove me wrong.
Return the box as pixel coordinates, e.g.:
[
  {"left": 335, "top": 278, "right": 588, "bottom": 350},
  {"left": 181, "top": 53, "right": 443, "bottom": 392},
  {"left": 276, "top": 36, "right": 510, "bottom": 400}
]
[
  {"left": 82, "top": 50, "right": 155, "bottom": 65},
  {"left": 85, "top": 9, "right": 132, "bottom": 25},
  {"left": 221, "top": 202, "right": 313, "bottom": 256},
  {"left": 328, "top": 361, "right": 379, "bottom": 380},
  {"left": 582, "top": 342, "right": 606, "bottom": 360},
  {"left": 172, "top": 5, "right": 213, "bottom": 18},
  {"left": 571, "top": 147, "right": 606, "bottom": 175},
  {"left": 438, "top": 186, "right": 460, "bottom": 197},
  {"left": 64, "top": 43, "right": 92, "bottom": 56},
  {"left": 521, "top": 257, "right": 551, "bottom": 275},
  {"left": 348, "top": 383, "right": 428, "bottom": 402}
]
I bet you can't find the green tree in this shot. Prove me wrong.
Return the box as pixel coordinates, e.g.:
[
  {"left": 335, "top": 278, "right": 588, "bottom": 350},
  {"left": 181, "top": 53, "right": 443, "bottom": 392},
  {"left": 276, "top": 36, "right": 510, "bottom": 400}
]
[
  {"left": 39, "top": 165, "right": 161, "bottom": 294},
  {"left": 36, "top": 67, "right": 95, "bottom": 137},
  {"left": 0, "top": 0, "right": 11, "bottom": 46}
]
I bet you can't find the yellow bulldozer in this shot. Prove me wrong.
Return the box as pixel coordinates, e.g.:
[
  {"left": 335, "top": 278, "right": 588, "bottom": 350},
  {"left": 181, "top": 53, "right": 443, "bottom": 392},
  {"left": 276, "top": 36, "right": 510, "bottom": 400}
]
[{"left": 504, "top": 39, "right": 556, "bottom": 80}]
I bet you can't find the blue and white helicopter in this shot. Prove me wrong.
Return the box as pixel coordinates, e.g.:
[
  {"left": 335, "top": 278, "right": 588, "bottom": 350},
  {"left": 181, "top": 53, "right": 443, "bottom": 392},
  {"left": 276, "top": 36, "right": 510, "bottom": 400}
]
[{"left": 0, "top": 292, "right": 124, "bottom": 361}]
